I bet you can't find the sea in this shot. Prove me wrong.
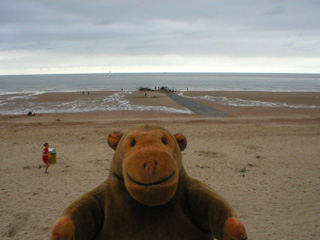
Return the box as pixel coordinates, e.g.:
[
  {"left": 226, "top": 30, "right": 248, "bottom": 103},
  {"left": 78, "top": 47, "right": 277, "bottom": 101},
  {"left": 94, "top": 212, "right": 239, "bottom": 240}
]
[{"left": 0, "top": 72, "right": 319, "bottom": 115}]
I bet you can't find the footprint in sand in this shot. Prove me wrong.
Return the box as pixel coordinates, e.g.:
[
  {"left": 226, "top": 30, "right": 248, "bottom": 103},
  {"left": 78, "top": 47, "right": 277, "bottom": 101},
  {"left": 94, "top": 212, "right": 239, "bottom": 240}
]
[
  {"left": 7, "top": 212, "right": 30, "bottom": 237},
  {"left": 244, "top": 144, "right": 261, "bottom": 154},
  {"left": 195, "top": 150, "right": 226, "bottom": 158}
]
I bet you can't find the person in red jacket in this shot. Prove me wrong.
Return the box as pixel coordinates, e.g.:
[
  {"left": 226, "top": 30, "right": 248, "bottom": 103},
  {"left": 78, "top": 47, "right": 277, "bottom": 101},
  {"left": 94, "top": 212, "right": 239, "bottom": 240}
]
[{"left": 42, "top": 143, "right": 50, "bottom": 174}]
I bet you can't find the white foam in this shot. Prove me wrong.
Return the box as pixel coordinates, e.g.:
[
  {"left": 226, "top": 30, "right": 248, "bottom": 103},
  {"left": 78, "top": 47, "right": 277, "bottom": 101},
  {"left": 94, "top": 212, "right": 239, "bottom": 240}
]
[{"left": 4, "top": 92, "right": 45, "bottom": 101}]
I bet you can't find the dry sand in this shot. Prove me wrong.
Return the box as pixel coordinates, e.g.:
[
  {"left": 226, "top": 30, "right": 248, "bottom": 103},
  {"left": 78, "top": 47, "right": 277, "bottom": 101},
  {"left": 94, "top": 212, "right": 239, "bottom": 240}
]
[{"left": 0, "top": 91, "right": 319, "bottom": 239}]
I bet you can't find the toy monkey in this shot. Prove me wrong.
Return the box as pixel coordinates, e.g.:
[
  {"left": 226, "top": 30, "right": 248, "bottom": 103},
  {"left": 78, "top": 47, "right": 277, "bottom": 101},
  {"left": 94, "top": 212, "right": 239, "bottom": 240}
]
[{"left": 51, "top": 124, "right": 247, "bottom": 240}]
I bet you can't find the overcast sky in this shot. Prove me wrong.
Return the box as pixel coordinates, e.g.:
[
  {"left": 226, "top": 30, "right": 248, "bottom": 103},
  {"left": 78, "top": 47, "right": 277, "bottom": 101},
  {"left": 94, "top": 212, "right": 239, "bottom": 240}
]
[{"left": 1, "top": 0, "right": 320, "bottom": 74}]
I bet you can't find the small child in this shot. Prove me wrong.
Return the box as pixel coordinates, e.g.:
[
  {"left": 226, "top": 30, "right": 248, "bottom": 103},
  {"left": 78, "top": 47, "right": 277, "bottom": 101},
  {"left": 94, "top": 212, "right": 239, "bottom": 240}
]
[{"left": 42, "top": 143, "right": 50, "bottom": 174}]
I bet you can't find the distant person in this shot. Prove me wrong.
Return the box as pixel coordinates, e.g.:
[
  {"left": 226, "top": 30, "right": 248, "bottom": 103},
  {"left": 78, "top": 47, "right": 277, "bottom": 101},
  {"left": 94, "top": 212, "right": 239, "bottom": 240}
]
[
  {"left": 28, "top": 111, "right": 32, "bottom": 116},
  {"left": 82, "top": 91, "right": 84, "bottom": 95},
  {"left": 88, "top": 91, "right": 90, "bottom": 95},
  {"left": 145, "top": 92, "right": 147, "bottom": 97},
  {"left": 41, "top": 143, "right": 50, "bottom": 174}
]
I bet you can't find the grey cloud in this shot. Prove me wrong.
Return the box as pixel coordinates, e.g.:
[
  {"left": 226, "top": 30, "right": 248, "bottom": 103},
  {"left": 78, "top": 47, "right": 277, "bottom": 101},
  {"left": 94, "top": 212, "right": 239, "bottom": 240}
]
[
  {"left": 1, "top": 0, "right": 320, "bottom": 61},
  {"left": 265, "top": 6, "right": 286, "bottom": 16}
]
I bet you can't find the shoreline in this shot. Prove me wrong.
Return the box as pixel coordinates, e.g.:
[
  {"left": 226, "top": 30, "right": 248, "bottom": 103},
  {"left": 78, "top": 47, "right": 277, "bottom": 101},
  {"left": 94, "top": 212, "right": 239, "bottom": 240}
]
[
  {"left": 2, "top": 89, "right": 320, "bottom": 96},
  {"left": 0, "top": 90, "right": 319, "bottom": 117}
]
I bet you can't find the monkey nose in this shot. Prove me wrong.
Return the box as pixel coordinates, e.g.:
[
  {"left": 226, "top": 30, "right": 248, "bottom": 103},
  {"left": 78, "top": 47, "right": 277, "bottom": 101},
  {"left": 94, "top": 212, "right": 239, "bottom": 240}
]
[{"left": 143, "top": 161, "right": 158, "bottom": 177}]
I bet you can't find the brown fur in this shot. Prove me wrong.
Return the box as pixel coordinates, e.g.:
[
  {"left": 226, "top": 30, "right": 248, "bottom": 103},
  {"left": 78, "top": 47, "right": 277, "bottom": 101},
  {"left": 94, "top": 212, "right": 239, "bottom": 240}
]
[{"left": 51, "top": 124, "right": 247, "bottom": 240}]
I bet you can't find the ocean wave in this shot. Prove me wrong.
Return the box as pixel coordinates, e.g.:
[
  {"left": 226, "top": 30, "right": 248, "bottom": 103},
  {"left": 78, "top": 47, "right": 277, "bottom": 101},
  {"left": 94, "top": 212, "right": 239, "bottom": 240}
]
[{"left": 1, "top": 92, "right": 46, "bottom": 102}]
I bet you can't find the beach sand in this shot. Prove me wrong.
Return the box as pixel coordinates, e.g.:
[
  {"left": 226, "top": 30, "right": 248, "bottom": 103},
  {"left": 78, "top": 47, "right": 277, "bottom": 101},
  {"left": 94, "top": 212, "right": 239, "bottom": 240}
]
[{"left": 0, "top": 91, "right": 319, "bottom": 239}]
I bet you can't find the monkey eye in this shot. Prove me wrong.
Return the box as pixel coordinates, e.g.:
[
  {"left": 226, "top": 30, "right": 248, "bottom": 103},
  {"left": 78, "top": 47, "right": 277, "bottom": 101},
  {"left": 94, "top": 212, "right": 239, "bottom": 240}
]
[
  {"left": 162, "top": 138, "right": 168, "bottom": 145},
  {"left": 130, "top": 139, "right": 136, "bottom": 147}
]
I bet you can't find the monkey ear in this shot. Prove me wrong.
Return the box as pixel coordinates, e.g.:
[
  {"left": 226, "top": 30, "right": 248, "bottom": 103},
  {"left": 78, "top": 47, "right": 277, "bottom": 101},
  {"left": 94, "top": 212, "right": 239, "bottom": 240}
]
[
  {"left": 174, "top": 133, "right": 187, "bottom": 151},
  {"left": 108, "top": 131, "right": 123, "bottom": 150}
]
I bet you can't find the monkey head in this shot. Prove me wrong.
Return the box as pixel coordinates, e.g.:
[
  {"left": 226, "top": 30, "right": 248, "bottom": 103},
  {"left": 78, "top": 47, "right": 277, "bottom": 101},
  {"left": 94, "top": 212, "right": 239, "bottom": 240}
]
[{"left": 107, "top": 125, "right": 187, "bottom": 207}]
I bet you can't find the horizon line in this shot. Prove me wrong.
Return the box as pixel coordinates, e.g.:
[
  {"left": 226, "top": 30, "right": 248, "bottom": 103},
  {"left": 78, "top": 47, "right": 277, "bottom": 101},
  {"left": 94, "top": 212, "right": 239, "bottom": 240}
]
[{"left": 1, "top": 71, "right": 320, "bottom": 76}]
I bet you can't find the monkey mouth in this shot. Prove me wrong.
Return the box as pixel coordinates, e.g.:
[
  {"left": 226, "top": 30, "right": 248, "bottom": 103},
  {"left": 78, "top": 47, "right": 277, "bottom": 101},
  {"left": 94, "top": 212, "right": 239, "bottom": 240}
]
[{"left": 127, "top": 171, "right": 176, "bottom": 186}]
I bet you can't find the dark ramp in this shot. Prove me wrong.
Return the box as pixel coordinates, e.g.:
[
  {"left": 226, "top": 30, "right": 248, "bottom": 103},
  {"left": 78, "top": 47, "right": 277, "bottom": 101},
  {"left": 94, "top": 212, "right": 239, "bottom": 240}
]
[{"left": 167, "top": 93, "right": 228, "bottom": 117}]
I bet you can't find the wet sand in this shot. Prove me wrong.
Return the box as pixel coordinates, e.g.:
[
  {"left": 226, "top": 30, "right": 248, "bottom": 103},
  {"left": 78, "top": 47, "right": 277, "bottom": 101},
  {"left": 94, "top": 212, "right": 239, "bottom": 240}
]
[
  {"left": 0, "top": 91, "right": 320, "bottom": 239},
  {"left": 182, "top": 91, "right": 320, "bottom": 118}
]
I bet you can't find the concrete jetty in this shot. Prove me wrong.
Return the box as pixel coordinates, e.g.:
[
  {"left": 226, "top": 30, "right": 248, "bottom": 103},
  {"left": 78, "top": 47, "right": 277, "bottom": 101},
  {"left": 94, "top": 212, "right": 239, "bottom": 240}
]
[{"left": 167, "top": 93, "right": 228, "bottom": 117}]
